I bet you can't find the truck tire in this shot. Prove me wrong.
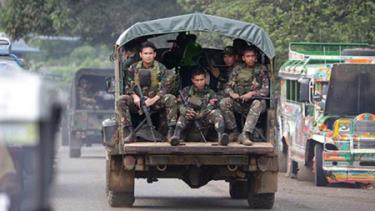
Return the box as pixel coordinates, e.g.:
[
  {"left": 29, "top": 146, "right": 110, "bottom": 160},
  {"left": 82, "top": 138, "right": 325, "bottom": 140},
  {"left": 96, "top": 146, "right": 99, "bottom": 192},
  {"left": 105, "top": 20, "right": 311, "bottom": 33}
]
[
  {"left": 69, "top": 131, "right": 82, "bottom": 158},
  {"left": 69, "top": 148, "right": 81, "bottom": 158},
  {"left": 314, "top": 143, "right": 327, "bottom": 186},
  {"left": 229, "top": 180, "right": 248, "bottom": 199},
  {"left": 108, "top": 191, "right": 134, "bottom": 207},
  {"left": 107, "top": 157, "right": 135, "bottom": 207},
  {"left": 247, "top": 192, "right": 275, "bottom": 209},
  {"left": 106, "top": 159, "right": 109, "bottom": 197},
  {"left": 278, "top": 149, "right": 287, "bottom": 173}
]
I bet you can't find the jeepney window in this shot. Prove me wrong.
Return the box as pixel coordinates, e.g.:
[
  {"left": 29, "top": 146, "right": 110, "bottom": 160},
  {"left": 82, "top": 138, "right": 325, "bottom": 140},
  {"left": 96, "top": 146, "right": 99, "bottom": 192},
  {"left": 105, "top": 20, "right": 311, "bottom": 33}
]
[{"left": 286, "top": 79, "right": 300, "bottom": 102}]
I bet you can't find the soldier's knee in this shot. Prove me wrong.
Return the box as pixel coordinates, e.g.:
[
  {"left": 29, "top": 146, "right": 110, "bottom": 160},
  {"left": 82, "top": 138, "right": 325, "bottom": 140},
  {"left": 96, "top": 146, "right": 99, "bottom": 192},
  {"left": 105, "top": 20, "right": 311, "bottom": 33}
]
[
  {"left": 164, "top": 94, "right": 177, "bottom": 104},
  {"left": 250, "top": 100, "right": 266, "bottom": 113},
  {"left": 117, "top": 95, "right": 131, "bottom": 108},
  {"left": 251, "top": 100, "right": 262, "bottom": 109},
  {"left": 219, "top": 97, "right": 232, "bottom": 110}
]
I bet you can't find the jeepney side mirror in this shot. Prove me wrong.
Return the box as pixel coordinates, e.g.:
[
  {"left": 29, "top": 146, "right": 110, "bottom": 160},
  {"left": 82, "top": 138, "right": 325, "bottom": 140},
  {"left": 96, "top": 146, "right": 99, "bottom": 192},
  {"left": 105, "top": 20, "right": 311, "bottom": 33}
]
[
  {"left": 105, "top": 77, "right": 115, "bottom": 94},
  {"left": 299, "top": 78, "right": 310, "bottom": 102}
]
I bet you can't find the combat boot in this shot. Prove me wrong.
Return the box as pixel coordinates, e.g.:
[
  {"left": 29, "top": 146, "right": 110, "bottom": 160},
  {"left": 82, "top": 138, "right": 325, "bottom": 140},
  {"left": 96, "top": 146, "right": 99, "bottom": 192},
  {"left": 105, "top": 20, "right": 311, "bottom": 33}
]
[
  {"left": 239, "top": 132, "right": 253, "bottom": 146},
  {"left": 167, "top": 126, "right": 175, "bottom": 141},
  {"left": 123, "top": 126, "right": 136, "bottom": 143},
  {"left": 228, "top": 129, "right": 240, "bottom": 142},
  {"left": 218, "top": 132, "right": 229, "bottom": 146},
  {"left": 169, "top": 126, "right": 182, "bottom": 146}
]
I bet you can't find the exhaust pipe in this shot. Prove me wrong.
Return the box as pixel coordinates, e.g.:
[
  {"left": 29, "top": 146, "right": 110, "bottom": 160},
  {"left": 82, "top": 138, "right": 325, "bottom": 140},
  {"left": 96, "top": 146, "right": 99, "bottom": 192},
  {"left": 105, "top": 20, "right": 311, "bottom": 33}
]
[
  {"left": 227, "top": 165, "right": 238, "bottom": 172},
  {"left": 156, "top": 165, "right": 167, "bottom": 172}
]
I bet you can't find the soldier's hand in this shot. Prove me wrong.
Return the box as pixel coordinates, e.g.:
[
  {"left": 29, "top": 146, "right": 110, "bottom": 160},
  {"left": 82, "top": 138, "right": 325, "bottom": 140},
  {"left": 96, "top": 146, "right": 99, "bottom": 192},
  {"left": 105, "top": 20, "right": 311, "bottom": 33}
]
[
  {"left": 145, "top": 95, "right": 160, "bottom": 107},
  {"left": 185, "top": 108, "right": 196, "bottom": 120},
  {"left": 132, "top": 94, "right": 141, "bottom": 108},
  {"left": 229, "top": 92, "right": 240, "bottom": 100},
  {"left": 209, "top": 98, "right": 218, "bottom": 105},
  {"left": 240, "top": 91, "right": 255, "bottom": 102}
]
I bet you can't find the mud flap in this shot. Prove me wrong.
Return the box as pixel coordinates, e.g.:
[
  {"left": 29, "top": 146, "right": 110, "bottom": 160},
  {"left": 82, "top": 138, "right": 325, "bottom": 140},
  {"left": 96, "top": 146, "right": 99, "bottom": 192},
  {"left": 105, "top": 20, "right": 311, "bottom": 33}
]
[
  {"left": 108, "top": 157, "right": 135, "bottom": 193},
  {"left": 252, "top": 171, "right": 278, "bottom": 193},
  {"left": 253, "top": 155, "right": 278, "bottom": 193}
]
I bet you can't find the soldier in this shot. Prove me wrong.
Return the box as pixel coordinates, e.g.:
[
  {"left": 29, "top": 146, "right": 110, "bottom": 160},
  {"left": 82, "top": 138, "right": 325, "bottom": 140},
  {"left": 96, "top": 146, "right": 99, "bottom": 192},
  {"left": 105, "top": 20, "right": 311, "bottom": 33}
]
[
  {"left": 77, "top": 78, "right": 96, "bottom": 109},
  {"left": 122, "top": 40, "right": 141, "bottom": 71},
  {"left": 219, "top": 47, "right": 269, "bottom": 145},
  {"left": 233, "top": 38, "right": 249, "bottom": 63},
  {"left": 170, "top": 69, "right": 229, "bottom": 146},
  {"left": 117, "top": 41, "right": 178, "bottom": 143},
  {"left": 209, "top": 46, "right": 237, "bottom": 95}
]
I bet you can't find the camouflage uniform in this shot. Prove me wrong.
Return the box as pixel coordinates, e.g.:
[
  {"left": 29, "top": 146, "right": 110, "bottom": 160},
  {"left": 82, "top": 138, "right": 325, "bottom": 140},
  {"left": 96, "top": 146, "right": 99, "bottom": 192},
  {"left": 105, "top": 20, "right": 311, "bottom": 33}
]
[
  {"left": 77, "top": 85, "right": 96, "bottom": 109},
  {"left": 176, "top": 85, "right": 225, "bottom": 132},
  {"left": 122, "top": 53, "right": 140, "bottom": 72},
  {"left": 215, "top": 65, "right": 235, "bottom": 98},
  {"left": 219, "top": 63, "right": 269, "bottom": 134},
  {"left": 117, "top": 60, "right": 178, "bottom": 127}
]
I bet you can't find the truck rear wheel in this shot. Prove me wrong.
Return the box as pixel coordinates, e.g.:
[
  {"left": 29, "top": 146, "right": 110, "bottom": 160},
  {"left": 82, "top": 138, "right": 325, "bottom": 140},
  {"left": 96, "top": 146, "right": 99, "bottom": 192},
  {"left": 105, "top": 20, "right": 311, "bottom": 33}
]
[
  {"left": 314, "top": 143, "right": 327, "bottom": 186},
  {"left": 106, "top": 156, "right": 135, "bottom": 207},
  {"left": 108, "top": 191, "right": 134, "bottom": 207},
  {"left": 69, "top": 132, "right": 82, "bottom": 158},
  {"left": 69, "top": 148, "right": 81, "bottom": 158},
  {"left": 247, "top": 192, "right": 275, "bottom": 209},
  {"left": 229, "top": 180, "right": 248, "bottom": 199}
]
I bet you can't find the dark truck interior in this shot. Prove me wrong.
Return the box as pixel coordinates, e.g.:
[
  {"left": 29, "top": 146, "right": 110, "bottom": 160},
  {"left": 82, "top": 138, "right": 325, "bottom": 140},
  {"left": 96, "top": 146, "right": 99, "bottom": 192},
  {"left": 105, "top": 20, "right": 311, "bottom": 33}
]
[
  {"left": 122, "top": 33, "right": 271, "bottom": 142},
  {"left": 75, "top": 74, "right": 115, "bottom": 110}
]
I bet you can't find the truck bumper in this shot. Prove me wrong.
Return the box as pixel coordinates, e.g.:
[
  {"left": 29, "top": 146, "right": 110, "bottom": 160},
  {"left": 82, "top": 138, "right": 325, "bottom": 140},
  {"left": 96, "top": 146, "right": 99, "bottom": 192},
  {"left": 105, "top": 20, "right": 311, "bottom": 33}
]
[{"left": 323, "top": 166, "right": 375, "bottom": 184}]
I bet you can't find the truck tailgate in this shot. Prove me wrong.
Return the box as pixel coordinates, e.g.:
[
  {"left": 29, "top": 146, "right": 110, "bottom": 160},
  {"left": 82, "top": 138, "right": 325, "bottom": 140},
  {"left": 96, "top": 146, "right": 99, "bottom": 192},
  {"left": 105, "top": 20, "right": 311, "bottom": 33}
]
[{"left": 123, "top": 142, "right": 274, "bottom": 155}]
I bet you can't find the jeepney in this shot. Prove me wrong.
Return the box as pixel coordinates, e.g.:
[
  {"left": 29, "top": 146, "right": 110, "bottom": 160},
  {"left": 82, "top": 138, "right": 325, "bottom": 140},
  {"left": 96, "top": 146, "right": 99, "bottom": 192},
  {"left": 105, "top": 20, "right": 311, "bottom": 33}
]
[{"left": 278, "top": 42, "right": 375, "bottom": 186}]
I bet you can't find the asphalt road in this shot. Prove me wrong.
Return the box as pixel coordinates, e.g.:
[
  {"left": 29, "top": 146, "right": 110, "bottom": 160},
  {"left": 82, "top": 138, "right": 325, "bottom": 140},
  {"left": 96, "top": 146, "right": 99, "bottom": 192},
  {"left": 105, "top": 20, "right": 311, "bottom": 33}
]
[{"left": 52, "top": 146, "right": 375, "bottom": 211}]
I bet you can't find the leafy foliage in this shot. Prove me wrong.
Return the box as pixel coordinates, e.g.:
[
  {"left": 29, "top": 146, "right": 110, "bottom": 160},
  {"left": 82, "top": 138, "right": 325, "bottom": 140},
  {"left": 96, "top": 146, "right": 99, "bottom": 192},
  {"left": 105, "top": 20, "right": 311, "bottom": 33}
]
[
  {"left": 0, "top": 0, "right": 183, "bottom": 44},
  {"left": 178, "top": 0, "right": 375, "bottom": 65}
]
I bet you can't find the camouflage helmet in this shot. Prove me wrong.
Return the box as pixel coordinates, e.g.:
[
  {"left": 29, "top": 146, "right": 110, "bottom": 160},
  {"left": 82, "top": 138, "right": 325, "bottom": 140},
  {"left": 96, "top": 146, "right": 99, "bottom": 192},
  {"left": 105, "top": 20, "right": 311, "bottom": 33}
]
[{"left": 223, "top": 46, "right": 235, "bottom": 55}]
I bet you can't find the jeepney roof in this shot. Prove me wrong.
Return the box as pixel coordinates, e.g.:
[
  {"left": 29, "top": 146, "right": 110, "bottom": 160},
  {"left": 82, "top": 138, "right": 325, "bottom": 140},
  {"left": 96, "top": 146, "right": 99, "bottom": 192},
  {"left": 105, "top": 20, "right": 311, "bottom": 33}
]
[
  {"left": 115, "top": 13, "right": 275, "bottom": 59},
  {"left": 279, "top": 42, "right": 372, "bottom": 80}
]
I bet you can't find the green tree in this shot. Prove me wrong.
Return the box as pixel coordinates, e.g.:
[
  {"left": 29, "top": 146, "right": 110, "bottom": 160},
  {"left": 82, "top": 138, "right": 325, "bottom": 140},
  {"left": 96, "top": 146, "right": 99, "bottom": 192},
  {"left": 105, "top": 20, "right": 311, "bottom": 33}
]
[
  {"left": 0, "top": 0, "right": 70, "bottom": 40},
  {"left": 178, "top": 0, "right": 375, "bottom": 65},
  {"left": 0, "top": 0, "right": 183, "bottom": 44}
]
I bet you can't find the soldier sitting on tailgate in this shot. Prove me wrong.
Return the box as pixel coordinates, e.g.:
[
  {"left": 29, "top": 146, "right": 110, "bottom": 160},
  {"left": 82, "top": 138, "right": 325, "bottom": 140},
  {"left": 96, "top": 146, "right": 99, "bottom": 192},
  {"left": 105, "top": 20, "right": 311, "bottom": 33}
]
[
  {"left": 77, "top": 78, "right": 97, "bottom": 109},
  {"left": 170, "top": 69, "right": 229, "bottom": 146},
  {"left": 219, "top": 47, "right": 269, "bottom": 145},
  {"left": 116, "top": 41, "right": 178, "bottom": 143}
]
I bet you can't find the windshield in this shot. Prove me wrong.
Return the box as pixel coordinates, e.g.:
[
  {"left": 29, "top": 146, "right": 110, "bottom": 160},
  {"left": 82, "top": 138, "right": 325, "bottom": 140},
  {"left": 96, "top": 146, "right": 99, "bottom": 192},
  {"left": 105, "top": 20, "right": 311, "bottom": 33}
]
[
  {"left": 325, "top": 64, "right": 375, "bottom": 116},
  {"left": 75, "top": 75, "right": 115, "bottom": 110}
]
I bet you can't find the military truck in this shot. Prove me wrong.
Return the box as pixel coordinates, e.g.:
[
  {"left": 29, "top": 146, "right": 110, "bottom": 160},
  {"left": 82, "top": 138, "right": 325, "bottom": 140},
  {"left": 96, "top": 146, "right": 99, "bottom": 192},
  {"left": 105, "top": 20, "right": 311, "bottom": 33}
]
[
  {"left": 277, "top": 42, "right": 375, "bottom": 186},
  {"left": 65, "top": 68, "right": 115, "bottom": 158},
  {"left": 102, "top": 13, "right": 278, "bottom": 209}
]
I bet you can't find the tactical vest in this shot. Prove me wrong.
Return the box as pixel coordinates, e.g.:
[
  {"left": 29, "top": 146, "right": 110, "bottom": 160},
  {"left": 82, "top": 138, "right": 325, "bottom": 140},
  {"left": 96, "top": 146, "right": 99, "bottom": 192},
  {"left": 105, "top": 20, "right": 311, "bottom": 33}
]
[
  {"left": 134, "top": 61, "right": 161, "bottom": 97},
  {"left": 233, "top": 65, "right": 261, "bottom": 95},
  {"left": 187, "top": 86, "right": 211, "bottom": 112}
]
